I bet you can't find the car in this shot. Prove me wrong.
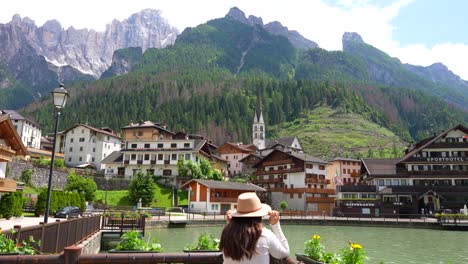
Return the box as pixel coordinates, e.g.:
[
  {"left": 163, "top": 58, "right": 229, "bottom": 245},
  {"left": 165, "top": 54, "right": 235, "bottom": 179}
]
[{"left": 54, "top": 206, "right": 81, "bottom": 219}]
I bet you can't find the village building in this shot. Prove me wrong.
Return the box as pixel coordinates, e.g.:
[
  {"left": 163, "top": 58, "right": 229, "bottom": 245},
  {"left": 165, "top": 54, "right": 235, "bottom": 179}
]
[
  {"left": 102, "top": 121, "right": 227, "bottom": 186},
  {"left": 239, "top": 153, "right": 263, "bottom": 177},
  {"left": 181, "top": 179, "right": 266, "bottom": 214},
  {"left": 61, "top": 124, "right": 121, "bottom": 170},
  {"left": 0, "top": 115, "right": 28, "bottom": 193},
  {"left": 1, "top": 110, "right": 41, "bottom": 149},
  {"left": 337, "top": 124, "right": 468, "bottom": 217},
  {"left": 217, "top": 142, "right": 257, "bottom": 177},
  {"left": 327, "top": 157, "right": 362, "bottom": 189},
  {"left": 251, "top": 149, "right": 335, "bottom": 215}
]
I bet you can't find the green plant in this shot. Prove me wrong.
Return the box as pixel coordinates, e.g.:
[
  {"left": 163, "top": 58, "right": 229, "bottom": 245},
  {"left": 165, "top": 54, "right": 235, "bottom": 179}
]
[
  {"left": 115, "top": 230, "right": 162, "bottom": 252},
  {"left": 0, "top": 191, "right": 24, "bottom": 219},
  {"left": 304, "top": 235, "right": 325, "bottom": 261},
  {"left": 64, "top": 172, "right": 97, "bottom": 201},
  {"left": 184, "top": 233, "right": 219, "bottom": 251},
  {"left": 35, "top": 190, "right": 86, "bottom": 216},
  {"left": 341, "top": 242, "right": 366, "bottom": 264},
  {"left": 279, "top": 201, "right": 288, "bottom": 211},
  {"left": 129, "top": 172, "right": 156, "bottom": 206},
  {"left": 0, "top": 230, "right": 41, "bottom": 255},
  {"left": 21, "top": 169, "right": 33, "bottom": 186}
]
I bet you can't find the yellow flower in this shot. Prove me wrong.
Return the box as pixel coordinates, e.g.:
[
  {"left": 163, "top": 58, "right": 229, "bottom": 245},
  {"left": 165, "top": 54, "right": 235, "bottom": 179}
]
[
  {"left": 313, "top": 235, "right": 320, "bottom": 240},
  {"left": 351, "top": 243, "right": 362, "bottom": 249}
]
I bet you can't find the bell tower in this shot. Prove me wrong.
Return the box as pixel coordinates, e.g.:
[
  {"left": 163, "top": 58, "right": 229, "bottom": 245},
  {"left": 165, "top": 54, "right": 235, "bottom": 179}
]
[{"left": 253, "top": 93, "right": 265, "bottom": 150}]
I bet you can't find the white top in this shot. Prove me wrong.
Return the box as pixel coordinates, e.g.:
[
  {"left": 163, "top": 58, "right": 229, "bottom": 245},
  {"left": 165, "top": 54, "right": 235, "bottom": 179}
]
[{"left": 223, "top": 222, "right": 290, "bottom": 264}]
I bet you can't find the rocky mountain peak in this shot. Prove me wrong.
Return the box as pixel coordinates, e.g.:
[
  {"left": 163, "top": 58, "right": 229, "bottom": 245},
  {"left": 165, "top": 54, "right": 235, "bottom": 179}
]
[
  {"left": 226, "top": 7, "right": 249, "bottom": 24},
  {"left": 343, "top": 32, "right": 364, "bottom": 44},
  {"left": 42, "top": 19, "right": 63, "bottom": 32},
  {"left": 428, "top": 62, "right": 448, "bottom": 71}
]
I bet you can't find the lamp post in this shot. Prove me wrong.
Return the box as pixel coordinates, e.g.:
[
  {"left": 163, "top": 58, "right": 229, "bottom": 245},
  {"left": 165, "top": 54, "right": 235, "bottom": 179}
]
[{"left": 44, "top": 84, "right": 69, "bottom": 223}]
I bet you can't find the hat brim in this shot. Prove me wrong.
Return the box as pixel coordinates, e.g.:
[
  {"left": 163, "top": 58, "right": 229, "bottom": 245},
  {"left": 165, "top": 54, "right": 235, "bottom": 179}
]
[{"left": 231, "top": 203, "right": 271, "bottom": 217}]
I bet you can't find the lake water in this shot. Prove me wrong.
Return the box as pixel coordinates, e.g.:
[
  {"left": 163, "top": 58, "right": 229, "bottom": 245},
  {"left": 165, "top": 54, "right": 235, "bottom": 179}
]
[{"left": 144, "top": 225, "right": 468, "bottom": 264}]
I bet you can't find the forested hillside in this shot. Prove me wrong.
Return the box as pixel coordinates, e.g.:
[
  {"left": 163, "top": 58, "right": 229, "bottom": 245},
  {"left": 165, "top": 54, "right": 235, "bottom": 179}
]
[{"left": 22, "top": 15, "right": 468, "bottom": 158}]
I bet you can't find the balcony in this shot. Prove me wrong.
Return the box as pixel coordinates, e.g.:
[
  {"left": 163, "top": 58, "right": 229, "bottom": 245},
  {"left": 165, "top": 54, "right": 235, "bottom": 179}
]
[
  {"left": 306, "top": 197, "right": 335, "bottom": 203},
  {"left": 210, "top": 197, "right": 237, "bottom": 203},
  {"left": 0, "top": 146, "right": 16, "bottom": 161},
  {"left": 426, "top": 142, "right": 468, "bottom": 149},
  {"left": 305, "top": 178, "right": 330, "bottom": 184},
  {"left": 262, "top": 159, "right": 293, "bottom": 166},
  {"left": 404, "top": 156, "right": 468, "bottom": 163},
  {"left": 269, "top": 188, "right": 335, "bottom": 194},
  {"left": 0, "top": 179, "right": 17, "bottom": 193},
  {"left": 251, "top": 178, "right": 282, "bottom": 184},
  {"left": 164, "top": 160, "right": 170, "bottom": 165},
  {"left": 257, "top": 167, "right": 303, "bottom": 176},
  {"left": 137, "top": 160, "right": 143, "bottom": 165}
]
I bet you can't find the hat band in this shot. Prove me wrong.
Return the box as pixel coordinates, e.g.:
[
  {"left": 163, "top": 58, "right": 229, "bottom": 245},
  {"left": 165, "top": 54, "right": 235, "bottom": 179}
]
[{"left": 237, "top": 206, "right": 262, "bottom": 214}]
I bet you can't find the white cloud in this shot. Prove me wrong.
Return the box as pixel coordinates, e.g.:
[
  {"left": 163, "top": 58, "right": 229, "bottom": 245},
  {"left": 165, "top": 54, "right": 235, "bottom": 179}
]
[{"left": 0, "top": 0, "right": 467, "bottom": 79}]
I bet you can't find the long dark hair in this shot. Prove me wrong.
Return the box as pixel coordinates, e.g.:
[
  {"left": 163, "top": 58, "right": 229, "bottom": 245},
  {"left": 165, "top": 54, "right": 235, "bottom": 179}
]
[{"left": 219, "top": 217, "right": 263, "bottom": 261}]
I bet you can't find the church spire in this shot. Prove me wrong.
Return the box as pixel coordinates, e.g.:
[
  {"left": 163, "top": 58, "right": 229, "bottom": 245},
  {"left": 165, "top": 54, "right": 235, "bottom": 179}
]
[{"left": 253, "top": 91, "right": 265, "bottom": 150}]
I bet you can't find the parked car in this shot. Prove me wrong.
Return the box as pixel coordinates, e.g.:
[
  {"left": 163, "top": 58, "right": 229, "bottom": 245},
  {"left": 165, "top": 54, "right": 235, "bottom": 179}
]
[{"left": 54, "top": 206, "right": 81, "bottom": 219}]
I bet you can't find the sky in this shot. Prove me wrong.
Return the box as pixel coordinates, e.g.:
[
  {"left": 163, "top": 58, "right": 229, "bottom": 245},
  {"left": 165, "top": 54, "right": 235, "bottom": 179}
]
[{"left": 1, "top": 0, "right": 468, "bottom": 80}]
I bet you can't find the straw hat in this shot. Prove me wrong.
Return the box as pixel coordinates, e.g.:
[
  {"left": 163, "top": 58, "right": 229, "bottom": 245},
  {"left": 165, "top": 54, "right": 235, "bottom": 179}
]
[{"left": 231, "top": 192, "right": 271, "bottom": 217}]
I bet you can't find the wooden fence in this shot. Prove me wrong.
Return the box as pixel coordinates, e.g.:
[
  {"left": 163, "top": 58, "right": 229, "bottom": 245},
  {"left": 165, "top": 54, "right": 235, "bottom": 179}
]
[{"left": 1, "top": 215, "right": 101, "bottom": 254}]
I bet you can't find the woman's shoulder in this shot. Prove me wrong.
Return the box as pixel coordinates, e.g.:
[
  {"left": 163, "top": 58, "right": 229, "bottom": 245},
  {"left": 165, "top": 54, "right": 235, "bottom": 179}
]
[{"left": 261, "top": 227, "right": 275, "bottom": 237}]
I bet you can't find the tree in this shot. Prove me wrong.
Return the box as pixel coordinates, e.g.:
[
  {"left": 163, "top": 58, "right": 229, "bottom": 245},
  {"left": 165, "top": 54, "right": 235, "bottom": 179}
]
[
  {"left": 21, "top": 169, "right": 33, "bottom": 186},
  {"left": 199, "top": 158, "right": 213, "bottom": 179},
  {"left": 128, "top": 172, "right": 156, "bottom": 207},
  {"left": 64, "top": 171, "right": 97, "bottom": 201},
  {"left": 177, "top": 159, "right": 189, "bottom": 177}
]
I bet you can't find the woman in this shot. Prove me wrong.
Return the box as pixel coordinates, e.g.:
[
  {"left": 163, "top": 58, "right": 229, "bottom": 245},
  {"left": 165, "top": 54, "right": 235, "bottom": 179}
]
[{"left": 220, "top": 192, "right": 290, "bottom": 263}]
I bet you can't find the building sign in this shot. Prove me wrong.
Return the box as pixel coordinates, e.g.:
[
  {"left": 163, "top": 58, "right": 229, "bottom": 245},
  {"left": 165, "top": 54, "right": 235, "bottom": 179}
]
[{"left": 426, "top": 157, "right": 468, "bottom": 162}]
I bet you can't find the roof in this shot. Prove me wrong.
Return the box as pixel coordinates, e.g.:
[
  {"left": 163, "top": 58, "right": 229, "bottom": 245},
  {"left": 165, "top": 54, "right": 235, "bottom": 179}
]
[
  {"left": 361, "top": 158, "right": 399, "bottom": 176},
  {"left": 0, "top": 115, "right": 28, "bottom": 156},
  {"left": 101, "top": 151, "right": 123, "bottom": 164},
  {"left": 289, "top": 151, "right": 328, "bottom": 164},
  {"left": 333, "top": 157, "right": 361, "bottom": 162},
  {"left": 265, "top": 136, "right": 298, "bottom": 149},
  {"left": 121, "top": 120, "right": 175, "bottom": 135},
  {"left": 181, "top": 179, "right": 266, "bottom": 192},
  {"left": 239, "top": 153, "right": 262, "bottom": 163},
  {"left": 218, "top": 142, "right": 257, "bottom": 154},
  {"left": 1, "top": 110, "right": 40, "bottom": 128},
  {"left": 63, "top": 124, "right": 121, "bottom": 139},
  {"left": 399, "top": 124, "right": 468, "bottom": 163}
]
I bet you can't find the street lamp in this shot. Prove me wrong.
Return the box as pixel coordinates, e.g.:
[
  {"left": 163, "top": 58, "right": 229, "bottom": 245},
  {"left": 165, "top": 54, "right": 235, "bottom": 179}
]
[{"left": 44, "top": 84, "right": 69, "bottom": 223}]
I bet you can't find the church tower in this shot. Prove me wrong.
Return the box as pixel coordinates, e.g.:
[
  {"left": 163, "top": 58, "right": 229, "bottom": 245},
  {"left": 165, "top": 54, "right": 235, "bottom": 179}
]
[{"left": 253, "top": 93, "right": 265, "bottom": 150}]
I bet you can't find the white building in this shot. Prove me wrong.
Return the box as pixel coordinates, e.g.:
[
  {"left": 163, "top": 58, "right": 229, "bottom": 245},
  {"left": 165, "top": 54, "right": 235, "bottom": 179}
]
[
  {"left": 62, "top": 124, "right": 121, "bottom": 170},
  {"left": 1, "top": 110, "right": 42, "bottom": 149}
]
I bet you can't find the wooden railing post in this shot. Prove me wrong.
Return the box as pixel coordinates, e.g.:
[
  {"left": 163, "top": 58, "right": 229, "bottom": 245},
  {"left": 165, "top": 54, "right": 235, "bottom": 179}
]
[
  {"left": 39, "top": 222, "right": 46, "bottom": 252},
  {"left": 13, "top": 225, "right": 21, "bottom": 242},
  {"left": 55, "top": 220, "right": 61, "bottom": 253},
  {"left": 63, "top": 246, "right": 82, "bottom": 264},
  {"left": 120, "top": 212, "right": 124, "bottom": 235}
]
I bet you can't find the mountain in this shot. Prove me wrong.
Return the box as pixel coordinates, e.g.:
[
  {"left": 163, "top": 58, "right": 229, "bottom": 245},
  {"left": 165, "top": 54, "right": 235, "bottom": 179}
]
[
  {"left": 0, "top": 9, "right": 178, "bottom": 109},
  {"left": 19, "top": 8, "right": 468, "bottom": 158},
  {"left": 342, "top": 32, "right": 468, "bottom": 111},
  {"left": 226, "top": 7, "right": 319, "bottom": 50}
]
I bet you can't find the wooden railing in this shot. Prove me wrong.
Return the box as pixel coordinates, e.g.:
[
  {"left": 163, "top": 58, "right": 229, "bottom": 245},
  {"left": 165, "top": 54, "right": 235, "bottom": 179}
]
[
  {"left": 0, "top": 215, "right": 101, "bottom": 254},
  {"left": 0, "top": 178, "right": 17, "bottom": 192},
  {"left": 257, "top": 167, "right": 303, "bottom": 176},
  {"left": 305, "top": 178, "right": 330, "bottom": 184},
  {"left": 210, "top": 197, "right": 238, "bottom": 203},
  {"left": 270, "top": 188, "right": 336, "bottom": 194},
  {"left": 251, "top": 178, "right": 283, "bottom": 183},
  {"left": 101, "top": 214, "right": 146, "bottom": 236},
  {"left": 306, "top": 197, "right": 335, "bottom": 203}
]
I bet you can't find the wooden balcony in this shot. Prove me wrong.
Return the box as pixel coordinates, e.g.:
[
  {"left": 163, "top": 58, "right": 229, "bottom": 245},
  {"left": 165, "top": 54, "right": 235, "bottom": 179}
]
[
  {"left": 210, "top": 197, "right": 237, "bottom": 203},
  {"left": 426, "top": 142, "right": 468, "bottom": 149},
  {"left": 0, "top": 178, "right": 17, "bottom": 193},
  {"left": 262, "top": 159, "right": 293, "bottom": 166},
  {"left": 251, "top": 178, "right": 283, "bottom": 184},
  {"left": 306, "top": 197, "right": 335, "bottom": 203},
  {"left": 305, "top": 178, "right": 330, "bottom": 184},
  {"left": 269, "top": 188, "right": 335, "bottom": 194},
  {"left": 257, "top": 167, "right": 303, "bottom": 176},
  {"left": 0, "top": 145, "right": 16, "bottom": 161},
  {"left": 350, "top": 172, "right": 361, "bottom": 178}
]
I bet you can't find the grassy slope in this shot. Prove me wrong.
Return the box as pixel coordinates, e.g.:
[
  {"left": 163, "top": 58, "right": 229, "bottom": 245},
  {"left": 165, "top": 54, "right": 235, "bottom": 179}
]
[
  {"left": 270, "top": 106, "right": 407, "bottom": 160},
  {"left": 95, "top": 184, "right": 188, "bottom": 208}
]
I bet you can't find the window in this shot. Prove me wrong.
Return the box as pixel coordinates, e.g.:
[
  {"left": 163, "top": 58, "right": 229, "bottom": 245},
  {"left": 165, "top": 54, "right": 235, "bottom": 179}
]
[
  {"left": 283, "top": 175, "right": 287, "bottom": 179},
  {"left": 171, "top": 143, "right": 177, "bottom": 148},
  {"left": 184, "top": 143, "right": 190, "bottom": 148},
  {"left": 70, "top": 138, "right": 74, "bottom": 143},
  {"left": 144, "top": 154, "right": 150, "bottom": 160},
  {"left": 68, "top": 157, "right": 71, "bottom": 162},
  {"left": 93, "top": 148, "right": 96, "bottom": 152},
  {"left": 298, "top": 193, "right": 302, "bottom": 198},
  {"left": 81, "top": 129, "right": 84, "bottom": 133},
  {"left": 79, "top": 157, "right": 82, "bottom": 162},
  {"left": 158, "top": 154, "right": 163, "bottom": 160},
  {"left": 137, "top": 131, "right": 143, "bottom": 136},
  {"left": 92, "top": 157, "right": 95, "bottom": 162},
  {"left": 343, "top": 168, "right": 346, "bottom": 174},
  {"left": 185, "top": 154, "right": 191, "bottom": 160},
  {"left": 131, "top": 144, "right": 137, "bottom": 149},
  {"left": 171, "top": 154, "right": 177, "bottom": 160},
  {"left": 393, "top": 179, "right": 399, "bottom": 186},
  {"left": 157, "top": 143, "right": 163, "bottom": 148},
  {"left": 69, "top": 147, "right": 73, "bottom": 152},
  {"left": 147, "top": 169, "right": 155, "bottom": 176},
  {"left": 144, "top": 144, "right": 150, "bottom": 148},
  {"left": 401, "top": 179, "right": 408, "bottom": 185},
  {"left": 79, "top": 138, "right": 85, "bottom": 142},
  {"left": 385, "top": 179, "right": 391, "bottom": 185},
  {"left": 163, "top": 169, "right": 172, "bottom": 175},
  {"left": 211, "top": 204, "right": 219, "bottom": 211},
  {"left": 131, "top": 154, "right": 136, "bottom": 160},
  {"left": 378, "top": 179, "right": 384, "bottom": 186}
]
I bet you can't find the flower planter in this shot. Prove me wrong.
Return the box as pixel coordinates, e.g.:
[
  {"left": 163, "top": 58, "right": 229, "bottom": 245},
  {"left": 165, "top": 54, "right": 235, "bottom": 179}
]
[
  {"left": 108, "top": 249, "right": 160, "bottom": 253},
  {"left": 0, "top": 252, "right": 21, "bottom": 255},
  {"left": 183, "top": 250, "right": 220, "bottom": 253},
  {"left": 295, "top": 253, "right": 327, "bottom": 264}
]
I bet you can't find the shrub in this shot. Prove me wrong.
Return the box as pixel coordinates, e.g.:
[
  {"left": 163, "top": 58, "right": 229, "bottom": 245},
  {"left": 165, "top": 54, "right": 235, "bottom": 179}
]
[
  {"left": 184, "top": 233, "right": 219, "bottom": 251},
  {"left": 65, "top": 171, "right": 97, "bottom": 201},
  {"left": 129, "top": 172, "right": 156, "bottom": 206},
  {"left": 0, "top": 191, "right": 24, "bottom": 219},
  {"left": 21, "top": 169, "right": 33, "bottom": 186},
  {"left": 279, "top": 201, "right": 288, "bottom": 211},
  {"left": 115, "top": 230, "right": 162, "bottom": 252},
  {"left": 35, "top": 190, "right": 86, "bottom": 216}
]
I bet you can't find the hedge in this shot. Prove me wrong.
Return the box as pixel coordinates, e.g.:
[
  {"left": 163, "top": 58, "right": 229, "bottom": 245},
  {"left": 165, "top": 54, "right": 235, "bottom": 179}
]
[
  {"left": 0, "top": 191, "right": 25, "bottom": 219},
  {"left": 35, "top": 190, "right": 86, "bottom": 216}
]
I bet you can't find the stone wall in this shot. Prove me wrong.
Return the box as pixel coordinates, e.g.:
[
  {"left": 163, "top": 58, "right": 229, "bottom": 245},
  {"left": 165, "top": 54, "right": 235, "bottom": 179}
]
[
  {"left": 9, "top": 161, "right": 69, "bottom": 189},
  {"left": 77, "top": 231, "right": 102, "bottom": 254},
  {"left": 94, "top": 177, "right": 131, "bottom": 190}
]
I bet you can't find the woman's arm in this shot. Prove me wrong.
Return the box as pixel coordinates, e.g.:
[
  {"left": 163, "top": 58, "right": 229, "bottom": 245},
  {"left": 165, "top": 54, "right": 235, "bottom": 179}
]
[{"left": 267, "top": 211, "right": 290, "bottom": 259}]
